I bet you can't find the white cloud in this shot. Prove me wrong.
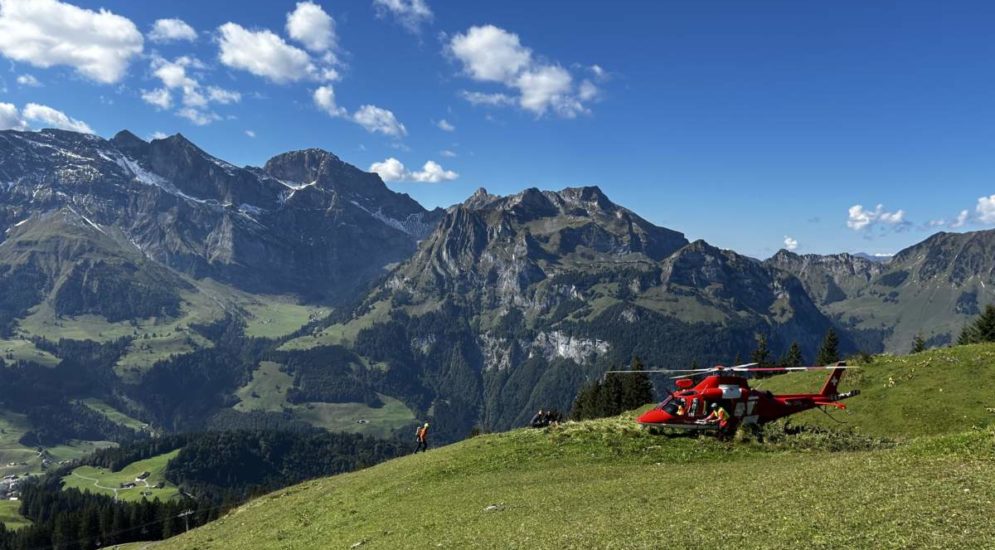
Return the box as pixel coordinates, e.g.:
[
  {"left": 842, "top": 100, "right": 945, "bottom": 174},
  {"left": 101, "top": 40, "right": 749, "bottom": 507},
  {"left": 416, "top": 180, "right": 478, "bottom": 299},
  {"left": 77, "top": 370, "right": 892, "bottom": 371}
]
[
  {"left": 448, "top": 24, "right": 599, "bottom": 117},
  {"left": 952, "top": 209, "right": 969, "bottom": 229},
  {"left": 578, "top": 79, "right": 598, "bottom": 101},
  {"left": 436, "top": 119, "right": 455, "bottom": 132},
  {"left": 516, "top": 65, "right": 586, "bottom": 117},
  {"left": 177, "top": 107, "right": 219, "bottom": 126},
  {"left": 450, "top": 25, "right": 531, "bottom": 82},
  {"left": 23, "top": 103, "right": 92, "bottom": 133},
  {"left": 207, "top": 86, "right": 241, "bottom": 104},
  {"left": 847, "top": 204, "right": 907, "bottom": 231},
  {"left": 313, "top": 85, "right": 347, "bottom": 117},
  {"left": 0, "top": 0, "right": 142, "bottom": 84},
  {"left": 148, "top": 56, "right": 239, "bottom": 123},
  {"left": 372, "top": 0, "right": 433, "bottom": 33},
  {"left": 141, "top": 88, "right": 172, "bottom": 110},
  {"left": 218, "top": 22, "right": 317, "bottom": 83},
  {"left": 0, "top": 103, "right": 28, "bottom": 131},
  {"left": 459, "top": 90, "right": 514, "bottom": 106},
  {"left": 149, "top": 18, "right": 197, "bottom": 43},
  {"left": 411, "top": 160, "right": 457, "bottom": 182},
  {"left": 976, "top": 195, "right": 995, "bottom": 224},
  {"left": 878, "top": 209, "right": 905, "bottom": 225},
  {"left": 286, "top": 1, "right": 337, "bottom": 54},
  {"left": 314, "top": 87, "right": 407, "bottom": 138},
  {"left": 369, "top": 157, "right": 457, "bottom": 183},
  {"left": 16, "top": 74, "right": 40, "bottom": 87},
  {"left": 783, "top": 236, "right": 798, "bottom": 251},
  {"left": 440, "top": 149, "right": 456, "bottom": 158},
  {"left": 353, "top": 105, "right": 407, "bottom": 137},
  {"left": 369, "top": 157, "right": 407, "bottom": 182},
  {"left": 149, "top": 131, "right": 169, "bottom": 140},
  {"left": 245, "top": 130, "right": 256, "bottom": 138}
]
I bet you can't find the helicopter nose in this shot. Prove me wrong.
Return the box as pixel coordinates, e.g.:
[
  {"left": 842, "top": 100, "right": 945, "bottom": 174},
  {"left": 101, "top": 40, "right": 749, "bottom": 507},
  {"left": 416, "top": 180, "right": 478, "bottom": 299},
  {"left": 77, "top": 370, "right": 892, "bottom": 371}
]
[{"left": 637, "top": 408, "right": 671, "bottom": 425}]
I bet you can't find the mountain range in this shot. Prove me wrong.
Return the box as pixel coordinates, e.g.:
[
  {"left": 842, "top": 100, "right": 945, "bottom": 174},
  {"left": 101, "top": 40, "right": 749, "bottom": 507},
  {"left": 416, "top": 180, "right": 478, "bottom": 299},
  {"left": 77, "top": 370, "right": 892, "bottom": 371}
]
[{"left": 0, "top": 128, "right": 992, "bottom": 445}]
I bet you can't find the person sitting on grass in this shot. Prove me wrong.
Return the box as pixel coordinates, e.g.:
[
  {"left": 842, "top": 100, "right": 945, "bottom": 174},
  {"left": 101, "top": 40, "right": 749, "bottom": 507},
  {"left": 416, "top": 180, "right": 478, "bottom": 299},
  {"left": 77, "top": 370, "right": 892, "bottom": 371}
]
[{"left": 530, "top": 409, "right": 548, "bottom": 428}]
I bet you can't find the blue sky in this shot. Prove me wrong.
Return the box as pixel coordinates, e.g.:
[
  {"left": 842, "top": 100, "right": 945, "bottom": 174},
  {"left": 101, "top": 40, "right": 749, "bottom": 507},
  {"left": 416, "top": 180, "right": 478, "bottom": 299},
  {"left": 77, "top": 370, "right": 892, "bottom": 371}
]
[{"left": 0, "top": 0, "right": 992, "bottom": 258}]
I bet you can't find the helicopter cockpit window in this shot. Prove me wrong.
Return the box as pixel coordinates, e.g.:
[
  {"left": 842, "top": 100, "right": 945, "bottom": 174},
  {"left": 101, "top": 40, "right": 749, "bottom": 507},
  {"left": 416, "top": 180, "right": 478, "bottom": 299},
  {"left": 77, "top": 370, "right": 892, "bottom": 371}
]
[
  {"left": 689, "top": 398, "right": 700, "bottom": 417},
  {"left": 661, "top": 397, "right": 682, "bottom": 415}
]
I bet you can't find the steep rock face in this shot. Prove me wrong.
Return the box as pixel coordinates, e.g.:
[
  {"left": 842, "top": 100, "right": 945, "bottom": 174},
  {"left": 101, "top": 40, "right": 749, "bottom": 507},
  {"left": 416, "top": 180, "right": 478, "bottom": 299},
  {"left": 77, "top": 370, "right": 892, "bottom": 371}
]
[
  {"left": 391, "top": 186, "right": 688, "bottom": 304},
  {"left": 0, "top": 129, "right": 442, "bottom": 302}
]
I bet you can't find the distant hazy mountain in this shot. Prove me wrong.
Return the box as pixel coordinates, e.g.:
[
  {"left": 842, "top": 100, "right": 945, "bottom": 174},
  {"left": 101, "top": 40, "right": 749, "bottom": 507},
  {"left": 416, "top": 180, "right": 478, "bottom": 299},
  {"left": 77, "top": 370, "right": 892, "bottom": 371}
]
[
  {"left": 852, "top": 252, "right": 894, "bottom": 263},
  {"left": 767, "top": 230, "right": 995, "bottom": 352}
]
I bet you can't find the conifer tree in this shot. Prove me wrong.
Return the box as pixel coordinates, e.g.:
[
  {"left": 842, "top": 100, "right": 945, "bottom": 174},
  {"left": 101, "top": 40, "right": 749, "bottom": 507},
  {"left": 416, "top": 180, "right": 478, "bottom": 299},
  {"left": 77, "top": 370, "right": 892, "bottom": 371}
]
[
  {"left": 752, "top": 334, "right": 771, "bottom": 367},
  {"left": 621, "top": 356, "right": 654, "bottom": 410},
  {"left": 912, "top": 334, "right": 926, "bottom": 354},
  {"left": 598, "top": 373, "right": 625, "bottom": 416},
  {"left": 816, "top": 328, "right": 840, "bottom": 365},
  {"left": 781, "top": 341, "right": 804, "bottom": 367},
  {"left": 570, "top": 380, "right": 600, "bottom": 420},
  {"left": 958, "top": 304, "right": 995, "bottom": 345}
]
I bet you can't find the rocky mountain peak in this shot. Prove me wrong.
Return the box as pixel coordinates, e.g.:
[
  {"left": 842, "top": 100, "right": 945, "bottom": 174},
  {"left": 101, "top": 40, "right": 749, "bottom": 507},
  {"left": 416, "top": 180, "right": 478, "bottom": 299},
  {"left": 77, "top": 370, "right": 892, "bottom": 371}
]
[
  {"left": 263, "top": 148, "right": 343, "bottom": 185},
  {"left": 557, "top": 185, "right": 612, "bottom": 210},
  {"left": 110, "top": 129, "right": 149, "bottom": 159}
]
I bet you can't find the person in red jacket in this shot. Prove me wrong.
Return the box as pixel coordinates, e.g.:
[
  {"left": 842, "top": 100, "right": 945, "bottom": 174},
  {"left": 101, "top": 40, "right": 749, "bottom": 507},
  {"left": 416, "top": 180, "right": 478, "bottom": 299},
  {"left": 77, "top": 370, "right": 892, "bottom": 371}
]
[{"left": 414, "top": 422, "right": 430, "bottom": 453}]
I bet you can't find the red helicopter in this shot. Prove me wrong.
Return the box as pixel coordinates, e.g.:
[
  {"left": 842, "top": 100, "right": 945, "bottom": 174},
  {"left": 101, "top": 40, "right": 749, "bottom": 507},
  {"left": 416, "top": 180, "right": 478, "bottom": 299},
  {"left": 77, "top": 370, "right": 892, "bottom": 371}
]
[{"left": 607, "top": 362, "right": 860, "bottom": 432}]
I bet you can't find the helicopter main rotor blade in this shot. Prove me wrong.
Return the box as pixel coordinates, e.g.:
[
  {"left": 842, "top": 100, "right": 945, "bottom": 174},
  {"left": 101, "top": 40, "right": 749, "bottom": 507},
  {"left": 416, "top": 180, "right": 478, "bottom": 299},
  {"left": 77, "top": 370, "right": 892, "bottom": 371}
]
[
  {"left": 727, "top": 365, "right": 860, "bottom": 372},
  {"left": 602, "top": 369, "right": 707, "bottom": 375}
]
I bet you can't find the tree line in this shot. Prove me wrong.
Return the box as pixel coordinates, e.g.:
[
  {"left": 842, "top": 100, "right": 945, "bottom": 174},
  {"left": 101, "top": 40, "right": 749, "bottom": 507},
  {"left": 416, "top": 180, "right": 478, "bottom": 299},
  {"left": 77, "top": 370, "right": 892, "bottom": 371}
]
[{"left": 0, "top": 477, "right": 216, "bottom": 550}]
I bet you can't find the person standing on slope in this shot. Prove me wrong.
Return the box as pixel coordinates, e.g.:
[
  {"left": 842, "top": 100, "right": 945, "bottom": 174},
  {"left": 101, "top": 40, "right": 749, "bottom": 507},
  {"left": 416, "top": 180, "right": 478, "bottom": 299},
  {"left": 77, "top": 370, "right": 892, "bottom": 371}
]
[{"left": 414, "top": 422, "right": 430, "bottom": 453}]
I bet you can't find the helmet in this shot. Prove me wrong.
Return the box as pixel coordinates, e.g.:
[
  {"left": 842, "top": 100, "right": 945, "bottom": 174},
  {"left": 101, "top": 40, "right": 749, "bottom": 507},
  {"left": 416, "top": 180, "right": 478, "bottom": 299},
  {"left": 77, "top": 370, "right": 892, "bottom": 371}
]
[
  {"left": 710, "top": 403, "right": 718, "bottom": 409},
  {"left": 424, "top": 423, "right": 430, "bottom": 428}
]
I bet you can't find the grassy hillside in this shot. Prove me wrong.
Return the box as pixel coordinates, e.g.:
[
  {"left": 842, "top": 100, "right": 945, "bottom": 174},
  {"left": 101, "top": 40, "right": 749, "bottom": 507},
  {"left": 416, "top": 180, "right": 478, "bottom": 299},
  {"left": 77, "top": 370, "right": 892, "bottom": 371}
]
[
  {"left": 756, "top": 343, "right": 995, "bottom": 437},
  {"left": 0, "top": 500, "right": 29, "bottom": 530},
  {"left": 79, "top": 399, "right": 150, "bottom": 432},
  {"left": 233, "top": 361, "right": 416, "bottom": 438},
  {"left": 159, "top": 420, "right": 995, "bottom": 549},
  {"left": 61, "top": 450, "right": 181, "bottom": 503},
  {"left": 157, "top": 344, "right": 995, "bottom": 549}
]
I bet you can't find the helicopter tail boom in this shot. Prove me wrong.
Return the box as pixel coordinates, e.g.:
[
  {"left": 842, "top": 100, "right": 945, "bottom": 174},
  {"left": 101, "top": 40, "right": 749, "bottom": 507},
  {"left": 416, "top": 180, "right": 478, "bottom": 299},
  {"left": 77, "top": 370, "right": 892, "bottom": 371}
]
[{"left": 819, "top": 363, "right": 848, "bottom": 398}]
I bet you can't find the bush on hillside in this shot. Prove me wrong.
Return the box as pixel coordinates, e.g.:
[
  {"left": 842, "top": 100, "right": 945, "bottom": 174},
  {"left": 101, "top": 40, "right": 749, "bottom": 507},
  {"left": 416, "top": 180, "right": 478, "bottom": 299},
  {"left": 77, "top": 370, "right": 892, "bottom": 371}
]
[{"left": 752, "top": 422, "right": 894, "bottom": 453}]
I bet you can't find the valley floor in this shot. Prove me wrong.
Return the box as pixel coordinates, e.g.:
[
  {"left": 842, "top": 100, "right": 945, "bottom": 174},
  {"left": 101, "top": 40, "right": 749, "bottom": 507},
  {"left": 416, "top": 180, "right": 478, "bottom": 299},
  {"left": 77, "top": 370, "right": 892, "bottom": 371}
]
[{"left": 158, "top": 417, "right": 995, "bottom": 549}]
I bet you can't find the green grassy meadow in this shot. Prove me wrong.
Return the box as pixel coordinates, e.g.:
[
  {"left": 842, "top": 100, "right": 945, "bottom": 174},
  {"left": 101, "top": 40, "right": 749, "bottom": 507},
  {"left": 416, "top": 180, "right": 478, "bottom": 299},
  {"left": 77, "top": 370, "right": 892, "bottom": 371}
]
[
  {"left": 0, "top": 500, "right": 29, "bottom": 531},
  {"left": 0, "top": 338, "right": 59, "bottom": 367},
  {"left": 80, "top": 399, "right": 150, "bottom": 432},
  {"left": 234, "top": 361, "right": 416, "bottom": 438},
  {"left": 756, "top": 343, "right": 995, "bottom": 437},
  {"left": 61, "top": 450, "right": 181, "bottom": 503}
]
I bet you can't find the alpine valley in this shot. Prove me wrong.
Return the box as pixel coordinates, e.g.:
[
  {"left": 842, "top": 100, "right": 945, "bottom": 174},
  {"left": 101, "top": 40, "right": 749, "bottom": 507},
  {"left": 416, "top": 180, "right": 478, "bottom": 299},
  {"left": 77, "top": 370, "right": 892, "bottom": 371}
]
[{"left": 0, "top": 128, "right": 992, "bottom": 454}]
